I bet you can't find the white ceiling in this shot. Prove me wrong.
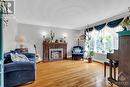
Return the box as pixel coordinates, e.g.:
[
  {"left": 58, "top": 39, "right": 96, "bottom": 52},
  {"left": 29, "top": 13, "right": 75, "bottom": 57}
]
[{"left": 15, "top": 0, "right": 130, "bottom": 29}]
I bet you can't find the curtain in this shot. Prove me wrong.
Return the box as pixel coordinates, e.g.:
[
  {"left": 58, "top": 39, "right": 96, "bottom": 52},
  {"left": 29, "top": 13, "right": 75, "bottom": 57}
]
[
  {"left": 86, "top": 27, "right": 94, "bottom": 32},
  {"left": 85, "top": 18, "right": 124, "bottom": 35},
  {"left": 94, "top": 23, "right": 106, "bottom": 31},
  {"left": 107, "top": 18, "right": 124, "bottom": 28}
]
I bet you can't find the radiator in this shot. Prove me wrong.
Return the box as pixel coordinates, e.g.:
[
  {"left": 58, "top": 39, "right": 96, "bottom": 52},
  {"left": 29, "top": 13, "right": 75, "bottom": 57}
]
[{"left": 93, "top": 53, "right": 108, "bottom": 63}]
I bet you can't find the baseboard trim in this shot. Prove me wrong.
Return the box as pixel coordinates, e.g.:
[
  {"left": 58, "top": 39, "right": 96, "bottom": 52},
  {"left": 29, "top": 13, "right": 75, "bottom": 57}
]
[{"left": 93, "top": 59, "right": 104, "bottom": 64}]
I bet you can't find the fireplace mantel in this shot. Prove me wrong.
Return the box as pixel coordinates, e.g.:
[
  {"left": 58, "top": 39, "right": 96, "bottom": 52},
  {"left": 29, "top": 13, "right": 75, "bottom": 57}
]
[{"left": 43, "top": 42, "right": 67, "bottom": 62}]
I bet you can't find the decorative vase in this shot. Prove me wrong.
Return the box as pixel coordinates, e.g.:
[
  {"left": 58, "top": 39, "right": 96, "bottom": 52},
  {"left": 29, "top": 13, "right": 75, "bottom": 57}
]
[
  {"left": 60, "top": 39, "right": 64, "bottom": 43},
  {"left": 50, "top": 30, "right": 55, "bottom": 40},
  {"left": 55, "top": 39, "right": 58, "bottom": 43},
  {"left": 88, "top": 58, "right": 92, "bottom": 63}
]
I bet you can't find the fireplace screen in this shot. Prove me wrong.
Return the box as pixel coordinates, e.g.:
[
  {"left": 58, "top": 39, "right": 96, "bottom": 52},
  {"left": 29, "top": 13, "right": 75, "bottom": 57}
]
[{"left": 49, "top": 48, "right": 63, "bottom": 60}]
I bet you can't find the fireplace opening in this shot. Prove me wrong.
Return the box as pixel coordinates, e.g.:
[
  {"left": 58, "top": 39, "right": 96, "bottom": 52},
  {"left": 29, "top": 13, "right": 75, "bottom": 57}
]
[{"left": 49, "top": 48, "right": 63, "bottom": 60}]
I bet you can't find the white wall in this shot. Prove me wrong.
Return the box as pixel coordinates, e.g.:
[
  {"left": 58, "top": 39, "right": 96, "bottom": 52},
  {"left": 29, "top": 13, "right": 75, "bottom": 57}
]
[
  {"left": 17, "top": 23, "right": 81, "bottom": 58},
  {"left": 3, "top": 17, "right": 17, "bottom": 52}
]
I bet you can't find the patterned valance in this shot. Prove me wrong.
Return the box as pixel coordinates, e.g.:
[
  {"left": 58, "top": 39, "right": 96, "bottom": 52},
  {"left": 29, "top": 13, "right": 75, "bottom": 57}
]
[
  {"left": 94, "top": 23, "right": 106, "bottom": 31},
  {"left": 107, "top": 18, "right": 124, "bottom": 28},
  {"left": 85, "top": 18, "right": 124, "bottom": 32},
  {"left": 86, "top": 27, "right": 94, "bottom": 32}
]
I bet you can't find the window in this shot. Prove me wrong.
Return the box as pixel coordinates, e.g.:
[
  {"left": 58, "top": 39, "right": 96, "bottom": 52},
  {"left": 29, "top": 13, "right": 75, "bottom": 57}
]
[{"left": 85, "top": 25, "right": 122, "bottom": 54}]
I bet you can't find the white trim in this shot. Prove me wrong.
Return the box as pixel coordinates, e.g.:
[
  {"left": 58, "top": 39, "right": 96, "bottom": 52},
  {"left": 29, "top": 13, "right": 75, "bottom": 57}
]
[
  {"left": 16, "top": 20, "right": 80, "bottom": 30},
  {"left": 93, "top": 59, "right": 105, "bottom": 64}
]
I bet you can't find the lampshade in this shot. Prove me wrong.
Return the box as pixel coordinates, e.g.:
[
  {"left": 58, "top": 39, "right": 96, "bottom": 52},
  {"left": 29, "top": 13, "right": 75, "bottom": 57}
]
[
  {"left": 16, "top": 34, "right": 26, "bottom": 43},
  {"left": 15, "top": 34, "right": 26, "bottom": 48}
]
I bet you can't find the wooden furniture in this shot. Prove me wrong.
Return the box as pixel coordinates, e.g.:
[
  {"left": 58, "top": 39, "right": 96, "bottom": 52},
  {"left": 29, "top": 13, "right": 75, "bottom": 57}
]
[
  {"left": 104, "top": 61, "right": 109, "bottom": 77},
  {"left": 104, "top": 60, "right": 118, "bottom": 78},
  {"left": 107, "top": 49, "right": 119, "bottom": 86},
  {"left": 117, "top": 31, "right": 130, "bottom": 87},
  {"left": 43, "top": 42, "right": 67, "bottom": 62},
  {"left": 107, "top": 31, "right": 130, "bottom": 87},
  {"left": 107, "top": 50, "right": 119, "bottom": 79}
]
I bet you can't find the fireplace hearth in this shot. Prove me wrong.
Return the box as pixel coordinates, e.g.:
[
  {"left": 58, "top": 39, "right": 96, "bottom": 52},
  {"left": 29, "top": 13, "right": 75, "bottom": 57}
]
[{"left": 49, "top": 48, "right": 63, "bottom": 60}]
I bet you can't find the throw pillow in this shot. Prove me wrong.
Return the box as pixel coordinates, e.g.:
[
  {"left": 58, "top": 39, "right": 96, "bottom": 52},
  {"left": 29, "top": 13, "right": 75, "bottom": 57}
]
[
  {"left": 4, "top": 52, "right": 13, "bottom": 64},
  {"left": 11, "top": 53, "right": 30, "bottom": 62},
  {"left": 74, "top": 48, "right": 81, "bottom": 53},
  {"left": 4, "top": 57, "right": 13, "bottom": 64}
]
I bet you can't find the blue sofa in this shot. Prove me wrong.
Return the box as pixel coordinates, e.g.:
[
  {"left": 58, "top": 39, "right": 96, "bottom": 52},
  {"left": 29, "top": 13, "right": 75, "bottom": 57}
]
[
  {"left": 4, "top": 53, "right": 36, "bottom": 87},
  {"left": 72, "top": 46, "right": 84, "bottom": 60}
]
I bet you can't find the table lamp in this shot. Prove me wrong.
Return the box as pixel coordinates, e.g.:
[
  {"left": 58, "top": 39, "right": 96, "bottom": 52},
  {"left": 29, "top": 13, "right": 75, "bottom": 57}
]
[{"left": 16, "top": 34, "right": 26, "bottom": 48}]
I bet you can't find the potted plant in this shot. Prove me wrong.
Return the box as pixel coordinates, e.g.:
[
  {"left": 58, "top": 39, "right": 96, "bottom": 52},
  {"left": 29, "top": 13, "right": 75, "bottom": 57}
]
[
  {"left": 122, "top": 17, "right": 130, "bottom": 30},
  {"left": 87, "top": 51, "right": 95, "bottom": 63}
]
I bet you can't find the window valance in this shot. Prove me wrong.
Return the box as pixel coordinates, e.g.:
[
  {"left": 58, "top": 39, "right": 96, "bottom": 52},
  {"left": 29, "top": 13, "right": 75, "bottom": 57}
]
[
  {"left": 94, "top": 23, "right": 106, "bottom": 31},
  {"left": 86, "top": 18, "right": 124, "bottom": 32},
  {"left": 107, "top": 18, "right": 124, "bottom": 28},
  {"left": 86, "top": 27, "right": 93, "bottom": 32}
]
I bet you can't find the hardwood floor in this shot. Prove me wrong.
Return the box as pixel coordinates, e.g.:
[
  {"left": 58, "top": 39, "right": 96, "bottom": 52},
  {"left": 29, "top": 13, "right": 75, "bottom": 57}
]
[{"left": 21, "top": 60, "right": 118, "bottom": 87}]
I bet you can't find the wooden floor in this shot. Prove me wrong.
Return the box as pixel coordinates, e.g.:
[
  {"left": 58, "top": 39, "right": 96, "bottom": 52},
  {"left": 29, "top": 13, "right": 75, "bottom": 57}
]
[{"left": 21, "top": 60, "right": 118, "bottom": 87}]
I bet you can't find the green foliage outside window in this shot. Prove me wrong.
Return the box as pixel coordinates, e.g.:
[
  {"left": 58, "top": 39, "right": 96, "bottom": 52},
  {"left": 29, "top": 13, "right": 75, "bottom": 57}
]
[{"left": 85, "top": 31, "right": 113, "bottom": 53}]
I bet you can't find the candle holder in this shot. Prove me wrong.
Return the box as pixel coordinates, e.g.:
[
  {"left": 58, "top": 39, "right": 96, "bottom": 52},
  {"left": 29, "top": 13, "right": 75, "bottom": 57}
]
[{"left": 50, "top": 30, "right": 55, "bottom": 41}]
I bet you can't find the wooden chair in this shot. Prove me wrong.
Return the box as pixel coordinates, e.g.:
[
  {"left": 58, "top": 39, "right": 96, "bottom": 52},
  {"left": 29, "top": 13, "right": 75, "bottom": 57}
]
[{"left": 104, "top": 60, "right": 118, "bottom": 79}]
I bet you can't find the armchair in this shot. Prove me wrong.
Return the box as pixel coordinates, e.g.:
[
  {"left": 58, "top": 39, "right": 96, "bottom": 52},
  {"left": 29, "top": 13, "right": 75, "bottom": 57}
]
[{"left": 72, "top": 46, "right": 84, "bottom": 60}]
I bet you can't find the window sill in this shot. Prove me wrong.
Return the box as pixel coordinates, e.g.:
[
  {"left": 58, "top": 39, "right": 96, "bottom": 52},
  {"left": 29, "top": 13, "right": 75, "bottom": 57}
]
[{"left": 94, "top": 52, "right": 107, "bottom": 55}]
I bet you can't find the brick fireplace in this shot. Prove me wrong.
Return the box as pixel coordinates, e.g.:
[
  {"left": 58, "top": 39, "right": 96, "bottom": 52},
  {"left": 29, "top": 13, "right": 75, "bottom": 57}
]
[{"left": 43, "top": 42, "right": 67, "bottom": 62}]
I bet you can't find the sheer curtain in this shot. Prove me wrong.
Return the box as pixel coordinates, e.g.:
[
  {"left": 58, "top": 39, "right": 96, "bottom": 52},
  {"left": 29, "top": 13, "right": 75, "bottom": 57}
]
[{"left": 84, "top": 25, "right": 123, "bottom": 61}]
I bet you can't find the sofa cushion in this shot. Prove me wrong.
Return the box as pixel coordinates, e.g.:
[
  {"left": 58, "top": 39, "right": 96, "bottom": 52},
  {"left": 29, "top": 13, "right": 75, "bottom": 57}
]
[{"left": 4, "top": 61, "right": 35, "bottom": 73}]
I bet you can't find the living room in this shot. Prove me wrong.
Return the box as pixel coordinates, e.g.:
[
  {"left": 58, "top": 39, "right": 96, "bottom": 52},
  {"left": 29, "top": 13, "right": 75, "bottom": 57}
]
[{"left": 1, "top": 0, "right": 130, "bottom": 87}]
